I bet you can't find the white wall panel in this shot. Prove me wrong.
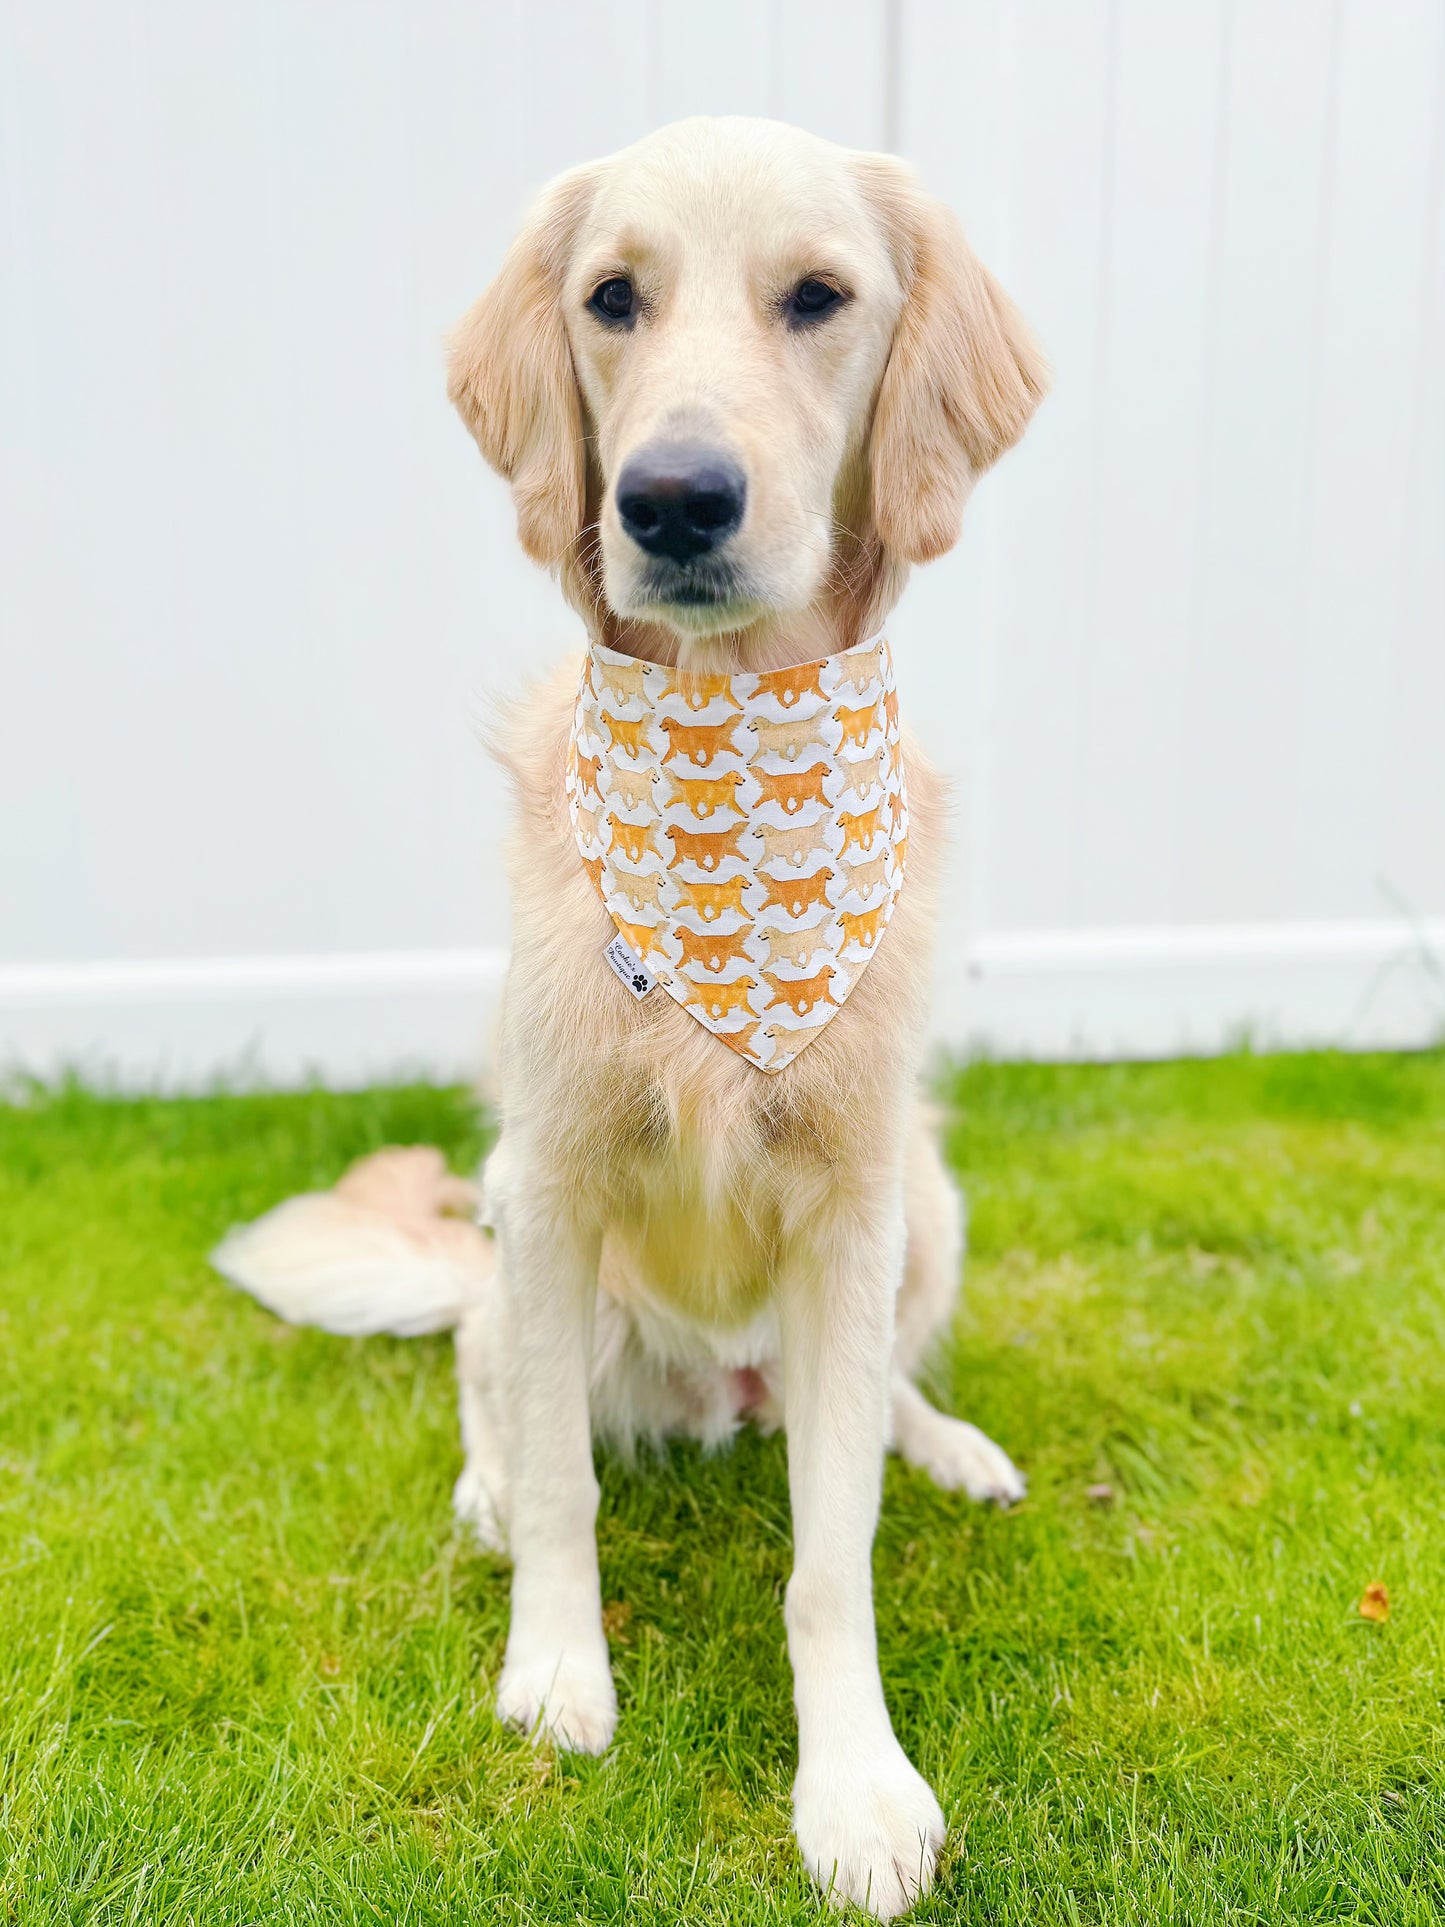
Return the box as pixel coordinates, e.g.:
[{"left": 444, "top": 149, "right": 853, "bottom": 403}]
[
  {"left": 1291, "top": 0, "right": 1445, "bottom": 921},
  {"left": 897, "top": 0, "right": 1445, "bottom": 1058},
  {"left": 2, "top": 0, "right": 1442, "bottom": 1087},
  {"left": 1387, "top": 6, "right": 1445, "bottom": 929},
  {"left": 1179, "top": 0, "right": 1339, "bottom": 925},
  {"left": 1070, "top": 0, "right": 1222, "bottom": 929},
  {"left": 905, "top": 0, "right": 1122, "bottom": 936}
]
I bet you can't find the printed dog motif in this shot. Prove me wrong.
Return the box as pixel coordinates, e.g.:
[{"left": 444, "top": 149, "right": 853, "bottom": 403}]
[
  {"left": 836, "top": 902, "right": 887, "bottom": 953},
  {"left": 842, "top": 847, "right": 891, "bottom": 898},
  {"left": 574, "top": 800, "right": 604, "bottom": 848},
  {"left": 608, "top": 763, "right": 660, "bottom": 811},
  {"left": 755, "top": 661, "right": 827, "bottom": 707},
  {"left": 754, "top": 762, "right": 830, "bottom": 816},
  {"left": 747, "top": 712, "right": 831, "bottom": 762},
  {"left": 615, "top": 914, "right": 665, "bottom": 962},
  {"left": 762, "top": 964, "right": 839, "bottom": 1017},
  {"left": 581, "top": 852, "right": 609, "bottom": 895},
  {"left": 756, "top": 816, "right": 835, "bottom": 869},
  {"left": 665, "top": 822, "right": 748, "bottom": 872},
  {"left": 668, "top": 769, "right": 745, "bottom": 819},
  {"left": 681, "top": 975, "right": 758, "bottom": 1020},
  {"left": 716, "top": 1020, "right": 763, "bottom": 1058},
  {"left": 660, "top": 715, "right": 743, "bottom": 768},
  {"left": 597, "top": 656, "right": 650, "bottom": 706},
  {"left": 663, "top": 669, "right": 744, "bottom": 712},
  {"left": 834, "top": 700, "right": 880, "bottom": 751},
  {"left": 836, "top": 746, "right": 889, "bottom": 801},
  {"left": 613, "top": 868, "right": 666, "bottom": 915},
  {"left": 574, "top": 748, "right": 605, "bottom": 799},
  {"left": 674, "top": 874, "right": 749, "bottom": 923},
  {"left": 761, "top": 1020, "right": 813, "bottom": 1054},
  {"left": 759, "top": 866, "right": 835, "bottom": 920},
  {"left": 836, "top": 641, "right": 884, "bottom": 695},
  {"left": 762, "top": 921, "right": 830, "bottom": 970},
  {"left": 606, "top": 814, "right": 658, "bottom": 866},
  {"left": 676, "top": 924, "right": 754, "bottom": 975},
  {"left": 838, "top": 804, "right": 882, "bottom": 854},
  {"left": 600, "top": 710, "right": 653, "bottom": 760}
]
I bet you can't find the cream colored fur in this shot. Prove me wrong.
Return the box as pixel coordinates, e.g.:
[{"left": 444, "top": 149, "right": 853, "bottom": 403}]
[{"left": 216, "top": 117, "right": 1045, "bottom": 1920}]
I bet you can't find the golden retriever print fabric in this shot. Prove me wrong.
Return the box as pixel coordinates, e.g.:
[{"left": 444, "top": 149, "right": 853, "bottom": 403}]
[{"left": 567, "top": 633, "right": 909, "bottom": 1072}]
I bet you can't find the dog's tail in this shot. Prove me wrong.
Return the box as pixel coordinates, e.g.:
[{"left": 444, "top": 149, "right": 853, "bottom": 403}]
[{"left": 211, "top": 1147, "right": 492, "bottom": 1338}]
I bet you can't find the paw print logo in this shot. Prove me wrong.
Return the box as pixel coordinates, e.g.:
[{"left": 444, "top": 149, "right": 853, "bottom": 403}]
[{"left": 631, "top": 972, "right": 649, "bottom": 993}]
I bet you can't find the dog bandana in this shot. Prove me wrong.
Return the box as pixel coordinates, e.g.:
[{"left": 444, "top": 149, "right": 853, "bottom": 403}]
[{"left": 565, "top": 631, "right": 909, "bottom": 1073}]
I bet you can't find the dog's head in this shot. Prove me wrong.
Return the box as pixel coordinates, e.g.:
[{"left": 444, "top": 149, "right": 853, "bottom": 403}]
[{"left": 448, "top": 118, "right": 1046, "bottom": 640}]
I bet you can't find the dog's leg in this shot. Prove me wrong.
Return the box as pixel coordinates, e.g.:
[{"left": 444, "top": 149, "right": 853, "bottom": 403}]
[
  {"left": 891, "top": 1113, "right": 1025, "bottom": 1504},
  {"left": 452, "top": 1297, "right": 512, "bottom": 1555},
  {"left": 488, "top": 1160, "right": 615, "bottom": 1754},
  {"left": 891, "top": 1111, "right": 966, "bottom": 1375},
  {"left": 781, "top": 1196, "right": 946, "bottom": 1921}
]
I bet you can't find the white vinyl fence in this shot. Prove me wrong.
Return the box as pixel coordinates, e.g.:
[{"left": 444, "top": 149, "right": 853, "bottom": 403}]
[{"left": 3, "top": 0, "right": 1443, "bottom": 1088}]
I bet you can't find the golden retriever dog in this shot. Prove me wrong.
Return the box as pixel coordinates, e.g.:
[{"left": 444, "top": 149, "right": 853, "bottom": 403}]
[{"left": 214, "top": 116, "right": 1045, "bottom": 1918}]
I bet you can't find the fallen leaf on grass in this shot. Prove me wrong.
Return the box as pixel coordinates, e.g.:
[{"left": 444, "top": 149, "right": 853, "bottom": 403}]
[
  {"left": 1358, "top": 1581, "right": 1390, "bottom": 1622},
  {"left": 601, "top": 1600, "right": 634, "bottom": 1642},
  {"left": 1086, "top": 1483, "right": 1115, "bottom": 1506}
]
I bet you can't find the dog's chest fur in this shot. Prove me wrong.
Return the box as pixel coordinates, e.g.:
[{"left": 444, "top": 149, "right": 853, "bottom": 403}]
[{"left": 490, "top": 659, "right": 945, "bottom": 1327}]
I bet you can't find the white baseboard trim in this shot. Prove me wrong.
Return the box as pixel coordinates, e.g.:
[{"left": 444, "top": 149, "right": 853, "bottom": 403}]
[
  {"left": 2, "top": 920, "right": 1441, "bottom": 1094},
  {"left": 954, "top": 918, "right": 1445, "bottom": 1060},
  {"left": 0, "top": 948, "right": 509, "bottom": 1093}
]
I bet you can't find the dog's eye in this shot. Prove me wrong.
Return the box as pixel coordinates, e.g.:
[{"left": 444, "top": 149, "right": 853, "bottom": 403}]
[
  {"left": 589, "top": 277, "right": 634, "bottom": 323},
  {"left": 786, "top": 278, "right": 845, "bottom": 326}
]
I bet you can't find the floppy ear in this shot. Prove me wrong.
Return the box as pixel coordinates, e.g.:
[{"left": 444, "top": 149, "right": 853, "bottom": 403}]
[
  {"left": 446, "top": 167, "right": 597, "bottom": 566},
  {"left": 860, "top": 160, "right": 1048, "bottom": 564}
]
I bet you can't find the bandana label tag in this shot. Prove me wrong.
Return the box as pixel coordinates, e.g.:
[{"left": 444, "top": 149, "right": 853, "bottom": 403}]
[{"left": 602, "top": 933, "right": 656, "bottom": 1000}]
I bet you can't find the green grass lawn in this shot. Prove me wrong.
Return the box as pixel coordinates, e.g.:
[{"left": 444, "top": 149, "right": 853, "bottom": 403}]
[{"left": 2, "top": 1054, "right": 1444, "bottom": 1925}]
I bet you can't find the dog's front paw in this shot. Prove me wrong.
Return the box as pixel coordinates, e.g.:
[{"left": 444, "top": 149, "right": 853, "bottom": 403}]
[
  {"left": 496, "top": 1640, "right": 617, "bottom": 1754},
  {"left": 794, "top": 1741, "right": 946, "bottom": 1919},
  {"left": 915, "top": 1417, "right": 1027, "bottom": 1506}
]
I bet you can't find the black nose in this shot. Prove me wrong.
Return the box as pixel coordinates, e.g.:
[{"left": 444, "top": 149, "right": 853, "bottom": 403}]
[{"left": 616, "top": 444, "right": 746, "bottom": 563}]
